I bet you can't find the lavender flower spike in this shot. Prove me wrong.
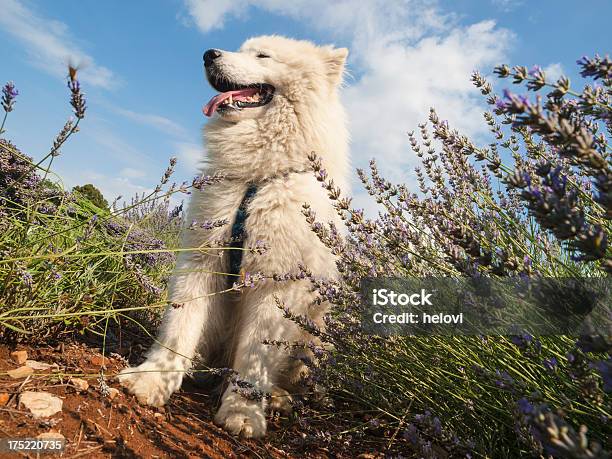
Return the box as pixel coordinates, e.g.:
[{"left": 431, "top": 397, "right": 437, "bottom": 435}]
[{"left": 1, "top": 81, "right": 18, "bottom": 113}]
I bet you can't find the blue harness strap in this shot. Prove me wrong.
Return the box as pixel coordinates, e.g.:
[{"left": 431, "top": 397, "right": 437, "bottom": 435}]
[{"left": 228, "top": 183, "right": 258, "bottom": 285}]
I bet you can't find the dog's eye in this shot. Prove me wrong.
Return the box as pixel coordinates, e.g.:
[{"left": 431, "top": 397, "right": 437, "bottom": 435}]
[{"left": 256, "top": 53, "right": 270, "bottom": 59}]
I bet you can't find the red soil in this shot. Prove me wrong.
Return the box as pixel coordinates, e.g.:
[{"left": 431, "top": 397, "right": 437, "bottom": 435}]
[{"left": 0, "top": 343, "right": 325, "bottom": 458}]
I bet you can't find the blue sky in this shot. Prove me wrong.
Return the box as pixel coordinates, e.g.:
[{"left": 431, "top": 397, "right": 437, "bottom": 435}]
[{"left": 1, "top": 0, "right": 610, "bottom": 212}]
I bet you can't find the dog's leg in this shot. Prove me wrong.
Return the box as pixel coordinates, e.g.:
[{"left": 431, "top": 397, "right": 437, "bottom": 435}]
[
  {"left": 214, "top": 284, "right": 308, "bottom": 438},
  {"left": 118, "top": 231, "right": 228, "bottom": 407}
]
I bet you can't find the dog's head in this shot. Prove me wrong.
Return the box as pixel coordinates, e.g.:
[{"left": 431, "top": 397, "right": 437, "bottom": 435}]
[{"left": 202, "top": 35, "right": 348, "bottom": 122}]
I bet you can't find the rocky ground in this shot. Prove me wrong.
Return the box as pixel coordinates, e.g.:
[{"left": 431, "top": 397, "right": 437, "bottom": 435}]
[{"left": 0, "top": 342, "right": 392, "bottom": 458}]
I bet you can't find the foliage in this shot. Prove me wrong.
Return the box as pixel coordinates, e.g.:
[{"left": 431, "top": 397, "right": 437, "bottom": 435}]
[
  {"left": 0, "top": 73, "right": 196, "bottom": 341},
  {"left": 72, "top": 183, "right": 109, "bottom": 211},
  {"left": 288, "top": 55, "right": 611, "bottom": 457}
]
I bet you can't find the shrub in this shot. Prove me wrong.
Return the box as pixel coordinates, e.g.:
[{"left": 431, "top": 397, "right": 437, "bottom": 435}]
[
  {"left": 0, "top": 74, "right": 194, "bottom": 341},
  {"left": 291, "top": 55, "right": 611, "bottom": 457},
  {"left": 72, "top": 184, "right": 109, "bottom": 211}
]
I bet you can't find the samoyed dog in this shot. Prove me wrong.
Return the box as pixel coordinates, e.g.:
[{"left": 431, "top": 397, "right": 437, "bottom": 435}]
[{"left": 118, "top": 36, "right": 349, "bottom": 438}]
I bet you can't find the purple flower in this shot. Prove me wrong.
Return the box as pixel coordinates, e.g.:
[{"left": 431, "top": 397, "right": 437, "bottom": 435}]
[
  {"left": 495, "top": 369, "right": 515, "bottom": 388},
  {"left": 523, "top": 255, "right": 531, "bottom": 267},
  {"left": 510, "top": 332, "right": 533, "bottom": 350},
  {"left": 518, "top": 397, "right": 533, "bottom": 414},
  {"left": 593, "top": 359, "right": 611, "bottom": 393},
  {"left": 21, "top": 271, "right": 33, "bottom": 287},
  {"left": 67, "top": 76, "right": 86, "bottom": 119},
  {"left": 495, "top": 98, "right": 506, "bottom": 111},
  {"left": 192, "top": 173, "right": 224, "bottom": 190},
  {"left": 577, "top": 54, "right": 612, "bottom": 80},
  {"left": 528, "top": 65, "right": 542, "bottom": 76},
  {"left": 402, "top": 424, "right": 419, "bottom": 444},
  {"left": 432, "top": 416, "right": 442, "bottom": 435},
  {"left": 543, "top": 357, "right": 557, "bottom": 371},
  {"left": 1, "top": 81, "right": 18, "bottom": 113},
  {"left": 169, "top": 202, "right": 183, "bottom": 219},
  {"left": 189, "top": 218, "right": 228, "bottom": 230},
  {"left": 243, "top": 272, "right": 256, "bottom": 288}
]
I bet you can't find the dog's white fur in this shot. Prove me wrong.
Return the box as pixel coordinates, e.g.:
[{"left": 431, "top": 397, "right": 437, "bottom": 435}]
[{"left": 118, "top": 36, "right": 349, "bottom": 438}]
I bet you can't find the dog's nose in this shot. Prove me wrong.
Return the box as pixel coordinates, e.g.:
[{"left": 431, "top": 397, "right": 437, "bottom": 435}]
[{"left": 203, "top": 49, "right": 222, "bottom": 67}]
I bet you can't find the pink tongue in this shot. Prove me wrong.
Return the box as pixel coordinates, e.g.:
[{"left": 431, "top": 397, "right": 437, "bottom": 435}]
[{"left": 202, "top": 88, "right": 260, "bottom": 117}]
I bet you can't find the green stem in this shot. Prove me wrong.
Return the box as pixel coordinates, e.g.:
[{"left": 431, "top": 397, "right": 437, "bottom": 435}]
[{"left": 0, "top": 111, "right": 8, "bottom": 134}]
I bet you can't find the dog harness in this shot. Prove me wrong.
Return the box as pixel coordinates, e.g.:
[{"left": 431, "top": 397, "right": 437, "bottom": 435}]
[
  {"left": 226, "top": 168, "right": 310, "bottom": 287},
  {"left": 228, "top": 183, "right": 258, "bottom": 285}
]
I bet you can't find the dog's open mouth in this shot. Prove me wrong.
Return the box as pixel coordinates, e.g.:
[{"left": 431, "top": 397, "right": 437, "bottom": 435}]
[{"left": 203, "top": 78, "right": 275, "bottom": 117}]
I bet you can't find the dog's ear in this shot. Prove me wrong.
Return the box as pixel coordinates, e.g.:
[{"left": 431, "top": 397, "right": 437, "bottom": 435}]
[{"left": 323, "top": 46, "right": 348, "bottom": 86}]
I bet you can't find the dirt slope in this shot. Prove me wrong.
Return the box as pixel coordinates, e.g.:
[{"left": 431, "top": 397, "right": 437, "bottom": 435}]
[{"left": 0, "top": 343, "right": 341, "bottom": 458}]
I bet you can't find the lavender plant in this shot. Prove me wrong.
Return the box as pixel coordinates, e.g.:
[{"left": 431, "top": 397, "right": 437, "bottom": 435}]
[
  {"left": 0, "top": 71, "right": 229, "bottom": 343},
  {"left": 1, "top": 82, "right": 18, "bottom": 134},
  {"left": 289, "top": 56, "right": 610, "bottom": 457}
]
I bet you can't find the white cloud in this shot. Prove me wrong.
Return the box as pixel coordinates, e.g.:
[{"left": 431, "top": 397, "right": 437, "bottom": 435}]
[
  {"left": 344, "top": 19, "right": 510, "bottom": 185},
  {"left": 543, "top": 62, "right": 564, "bottom": 82},
  {"left": 86, "top": 124, "right": 154, "bottom": 167},
  {"left": 86, "top": 173, "right": 151, "bottom": 204},
  {"left": 120, "top": 167, "right": 147, "bottom": 179},
  {"left": 174, "top": 141, "right": 206, "bottom": 172},
  {"left": 55, "top": 166, "right": 151, "bottom": 205},
  {"left": 491, "top": 0, "right": 523, "bottom": 12},
  {"left": 52, "top": 124, "right": 156, "bottom": 202},
  {"left": 183, "top": 0, "right": 513, "bottom": 213},
  {"left": 182, "top": 0, "right": 249, "bottom": 32},
  {"left": 56, "top": 116, "right": 194, "bottom": 205},
  {"left": 113, "top": 107, "right": 187, "bottom": 138},
  {"left": 183, "top": 0, "right": 445, "bottom": 38},
  {"left": 0, "top": 0, "right": 116, "bottom": 89}
]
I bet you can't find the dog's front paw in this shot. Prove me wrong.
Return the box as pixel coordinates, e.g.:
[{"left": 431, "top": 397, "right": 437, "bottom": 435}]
[
  {"left": 269, "top": 385, "right": 293, "bottom": 415},
  {"left": 117, "top": 361, "right": 183, "bottom": 407},
  {"left": 214, "top": 394, "right": 266, "bottom": 438}
]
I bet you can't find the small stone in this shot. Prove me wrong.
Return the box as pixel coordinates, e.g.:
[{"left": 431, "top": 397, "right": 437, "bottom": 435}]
[
  {"left": 107, "top": 388, "right": 120, "bottom": 400},
  {"left": 10, "top": 350, "right": 28, "bottom": 364},
  {"left": 7, "top": 366, "right": 34, "bottom": 379},
  {"left": 37, "top": 431, "right": 65, "bottom": 441},
  {"left": 19, "top": 391, "right": 63, "bottom": 418},
  {"left": 25, "top": 360, "right": 58, "bottom": 370},
  {"left": 70, "top": 378, "right": 89, "bottom": 392},
  {"left": 0, "top": 393, "right": 10, "bottom": 405},
  {"left": 90, "top": 355, "right": 107, "bottom": 366}
]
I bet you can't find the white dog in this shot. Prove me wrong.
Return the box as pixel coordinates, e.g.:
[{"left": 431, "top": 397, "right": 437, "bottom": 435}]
[{"left": 118, "top": 35, "right": 349, "bottom": 438}]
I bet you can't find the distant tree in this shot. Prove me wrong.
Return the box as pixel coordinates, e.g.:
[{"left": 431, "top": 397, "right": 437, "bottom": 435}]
[
  {"left": 72, "top": 184, "right": 108, "bottom": 210},
  {"left": 40, "top": 179, "right": 61, "bottom": 191}
]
